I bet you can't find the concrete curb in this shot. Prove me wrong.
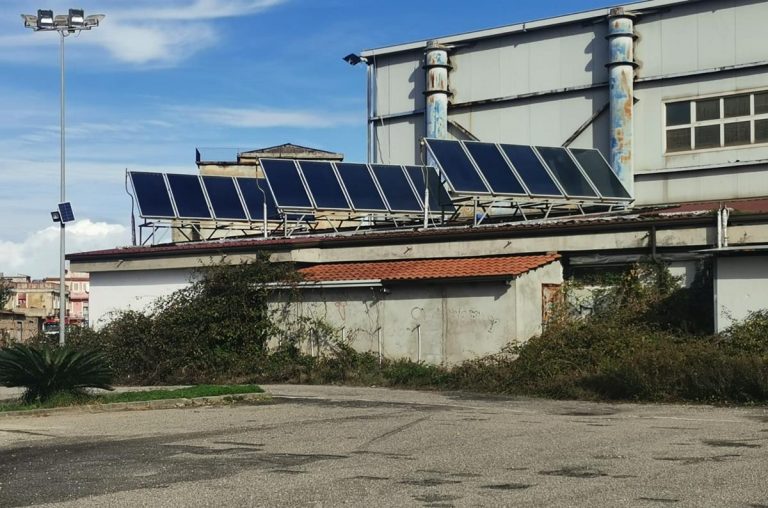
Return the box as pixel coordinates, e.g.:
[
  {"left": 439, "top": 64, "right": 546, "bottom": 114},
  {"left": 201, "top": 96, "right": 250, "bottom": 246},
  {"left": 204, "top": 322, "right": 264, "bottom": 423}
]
[{"left": 0, "top": 392, "right": 272, "bottom": 419}]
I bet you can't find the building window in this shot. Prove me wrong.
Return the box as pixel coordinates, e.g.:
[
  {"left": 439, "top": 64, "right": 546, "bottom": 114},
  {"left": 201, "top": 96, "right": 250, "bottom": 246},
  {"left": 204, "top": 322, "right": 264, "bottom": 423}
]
[{"left": 665, "top": 90, "right": 768, "bottom": 153}]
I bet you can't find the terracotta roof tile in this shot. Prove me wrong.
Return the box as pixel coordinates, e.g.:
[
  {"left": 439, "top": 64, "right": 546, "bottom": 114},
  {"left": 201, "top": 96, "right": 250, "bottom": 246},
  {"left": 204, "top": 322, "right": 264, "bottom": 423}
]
[{"left": 298, "top": 254, "right": 560, "bottom": 282}]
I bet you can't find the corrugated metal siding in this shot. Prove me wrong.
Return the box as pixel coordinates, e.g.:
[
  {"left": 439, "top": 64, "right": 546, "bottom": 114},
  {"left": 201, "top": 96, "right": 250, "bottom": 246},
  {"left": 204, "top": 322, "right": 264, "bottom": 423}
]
[{"left": 368, "top": 0, "right": 768, "bottom": 203}]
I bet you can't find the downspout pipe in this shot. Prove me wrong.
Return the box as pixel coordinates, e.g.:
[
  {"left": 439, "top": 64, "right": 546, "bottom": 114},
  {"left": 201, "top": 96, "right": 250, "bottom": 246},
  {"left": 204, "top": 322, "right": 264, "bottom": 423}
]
[
  {"left": 606, "top": 8, "right": 637, "bottom": 199},
  {"left": 424, "top": 41, "right": 451, "bottom": 144}
]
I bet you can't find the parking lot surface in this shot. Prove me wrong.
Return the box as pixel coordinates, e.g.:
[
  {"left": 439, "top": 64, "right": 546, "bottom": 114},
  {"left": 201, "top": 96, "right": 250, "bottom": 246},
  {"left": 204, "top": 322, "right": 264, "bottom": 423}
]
[{"left": 0, "top": 384, "right": 767, "bottom": 507}]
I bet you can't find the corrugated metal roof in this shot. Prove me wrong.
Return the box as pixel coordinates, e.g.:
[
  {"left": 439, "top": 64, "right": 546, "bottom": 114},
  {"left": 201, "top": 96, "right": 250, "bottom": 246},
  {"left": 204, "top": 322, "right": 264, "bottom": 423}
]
[
  {"left": 361, "top": 0, "right": 705, "bottom": 57},
  {"left": 299, "top": 254, "right": 560, "bottom": 282}
]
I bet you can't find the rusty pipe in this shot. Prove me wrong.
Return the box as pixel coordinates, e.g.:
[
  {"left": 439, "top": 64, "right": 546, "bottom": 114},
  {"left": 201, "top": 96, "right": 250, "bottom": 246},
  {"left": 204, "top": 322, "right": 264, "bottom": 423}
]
[
  {"left": 607, "top": 8, "right": 637, "bottom": 198},
  {"left": 424, "top": 41, "right": 451, "bottom": 146}
]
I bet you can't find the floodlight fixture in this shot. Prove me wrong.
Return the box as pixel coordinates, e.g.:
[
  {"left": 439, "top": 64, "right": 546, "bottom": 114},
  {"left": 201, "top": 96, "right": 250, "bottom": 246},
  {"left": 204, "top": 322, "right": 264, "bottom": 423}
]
[
  {"left": 36, "top": 9, "right": 54, "bottom": 29},
  {"left": 68, "top": 9, "right": 84, "bottom": 26},
  {"left": 51, "top": 211, "right": 62, "bottom": 222},
  {"left": 21, "top": 14, "right": 37, "bottom": 28},
  {"left": 84, "top": 14, "right": 105, "bottom": 28},
  {"left": 343, "top": 53, "right": 368, "bottom": 66}
]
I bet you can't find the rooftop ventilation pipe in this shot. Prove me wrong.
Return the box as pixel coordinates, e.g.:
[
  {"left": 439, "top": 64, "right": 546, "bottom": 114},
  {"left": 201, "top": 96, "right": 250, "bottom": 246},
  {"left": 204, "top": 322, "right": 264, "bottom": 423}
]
[
  {"left": 424, "top": 41, "right": 451, "bottom": 144},
  {"left": 607, "top": 8, "right": 637, "bottom": 198}
]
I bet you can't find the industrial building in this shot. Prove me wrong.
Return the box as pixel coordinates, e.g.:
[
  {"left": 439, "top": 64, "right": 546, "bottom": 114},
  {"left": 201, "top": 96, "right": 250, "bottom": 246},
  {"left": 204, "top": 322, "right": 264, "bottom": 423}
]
[{"left": 69, "top": 0, "right": 768, "bottom": 362}]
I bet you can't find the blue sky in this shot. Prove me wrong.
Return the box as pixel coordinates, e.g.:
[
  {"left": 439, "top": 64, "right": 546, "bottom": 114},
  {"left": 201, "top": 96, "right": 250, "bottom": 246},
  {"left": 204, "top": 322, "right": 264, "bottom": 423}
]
[{"left": 0, "top": 0, "right": 615, "bottom": 277}]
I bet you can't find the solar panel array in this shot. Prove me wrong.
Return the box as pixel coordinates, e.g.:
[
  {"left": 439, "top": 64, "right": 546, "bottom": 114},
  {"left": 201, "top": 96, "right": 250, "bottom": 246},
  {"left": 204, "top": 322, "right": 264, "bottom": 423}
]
[
  {"left": 259, "top": 159, "right": 453, "bottom": 216},
  {"left": 130, "top": 141, "right": 629, "bottom": 234},
  {"left": 424, "top": 139, "right": 631, "bottom": 202},
  {"left": 129, "top": 171, "right": 281, "bottom": 222}
]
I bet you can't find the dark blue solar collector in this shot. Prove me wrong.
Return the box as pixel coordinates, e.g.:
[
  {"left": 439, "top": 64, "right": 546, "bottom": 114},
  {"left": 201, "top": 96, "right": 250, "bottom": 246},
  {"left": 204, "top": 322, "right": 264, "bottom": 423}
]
[
  {"left": 297, "top": 161, "right": 350, "bottom": 210},
  {"left": 370, "top": 165, "right": 423, "bottom": 213},
  {"left": 404, "top": 166, "right": 454, "bottom": 212},
  {"left": 167, "top": 174, "right": 212, "bottom": 219},
  {"left": 463, "top": 141, "right": 527, "bottom": 196},
  {"left": 569, "top": 148, "right": 631, "bottom": 200},
  {"left": 535, "top": 146, "right": 598, "bottom": 199},
  {"left": 129, "top": 172, "right": 176, "bottom": 219},
  {"left": 335, "top": 163, "right": 388, "bottom": 212},
  {"left": 498, "top": 144, "right": 563, "bottom": 198},
  {"left": 202, "top": 176, "right": 248, "bottom": 221},
  {"left": 425, "top": 138, "right": 489, "bottom": 194},
  {"left": 235, "top": 177, "right": 279, "bottom": 221},
  {"left": 261, "top": 159, "right": 313, "bottom": 210}
]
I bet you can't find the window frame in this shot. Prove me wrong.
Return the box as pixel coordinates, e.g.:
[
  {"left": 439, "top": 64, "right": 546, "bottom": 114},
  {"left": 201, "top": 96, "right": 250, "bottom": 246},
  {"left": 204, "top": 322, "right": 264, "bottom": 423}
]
[{"left": 663, "top": 89, "right": 768, "bottom": 155}]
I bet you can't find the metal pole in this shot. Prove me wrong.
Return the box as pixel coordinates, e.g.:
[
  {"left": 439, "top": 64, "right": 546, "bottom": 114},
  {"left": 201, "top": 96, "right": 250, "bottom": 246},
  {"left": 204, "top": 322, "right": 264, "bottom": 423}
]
[
  {"left": 59, "top": 31, "right": 66, "bottom": 347},
  {"left": 377, "top": 328, "right": 382, "bottom": 366},
  {"left": 416, "top": 325, "right": 421, "bottom": 363}
]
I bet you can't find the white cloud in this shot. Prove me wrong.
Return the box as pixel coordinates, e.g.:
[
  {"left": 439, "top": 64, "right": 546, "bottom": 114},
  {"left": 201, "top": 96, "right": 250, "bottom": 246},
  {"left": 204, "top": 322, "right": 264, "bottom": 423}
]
[
  {"left": 0, "top": 0, "right": 289, "bottom": 66},
  {"left": 113, "top": 0, "right": 287, "bottom": 21},
  {"left": 186, "top": 106, "right": 361, "bottom": 128},
  {"left": 88, "top": 21, "right": 218, "bottom": 65},
  {"left": 0, "top": 219, "right": 129, "bottom": 278}
]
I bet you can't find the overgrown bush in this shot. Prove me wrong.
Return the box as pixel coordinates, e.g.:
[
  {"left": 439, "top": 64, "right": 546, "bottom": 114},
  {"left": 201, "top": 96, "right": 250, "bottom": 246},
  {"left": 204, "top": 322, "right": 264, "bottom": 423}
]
[
  {"left": 0, "top": 344, "right": 113, "bottom": 403},
  {"left": 71, "top": 253, "right": 299, "bottom": 384},
  {"left": 75, "top": 255, "right": 768, "bottom": 403}
]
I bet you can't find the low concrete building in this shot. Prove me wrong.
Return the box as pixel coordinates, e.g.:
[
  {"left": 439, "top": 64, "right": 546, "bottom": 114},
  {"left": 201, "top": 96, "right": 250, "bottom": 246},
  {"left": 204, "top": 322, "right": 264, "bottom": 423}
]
[{"left": 285, "top": 255, "right": 561, "bottom": 364}]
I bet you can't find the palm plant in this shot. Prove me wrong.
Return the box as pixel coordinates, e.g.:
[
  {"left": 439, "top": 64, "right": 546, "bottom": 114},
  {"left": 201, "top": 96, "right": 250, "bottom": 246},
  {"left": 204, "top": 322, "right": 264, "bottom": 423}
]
[{"left": 0, "top": 345, "right": 113, "bottom": 403}]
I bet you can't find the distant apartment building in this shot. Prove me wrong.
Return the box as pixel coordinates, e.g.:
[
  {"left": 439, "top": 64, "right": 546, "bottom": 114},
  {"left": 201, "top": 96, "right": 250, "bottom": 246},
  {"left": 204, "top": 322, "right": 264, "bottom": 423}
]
[{"left": 2, "top": 271, "right": 89, "bottom": 325}]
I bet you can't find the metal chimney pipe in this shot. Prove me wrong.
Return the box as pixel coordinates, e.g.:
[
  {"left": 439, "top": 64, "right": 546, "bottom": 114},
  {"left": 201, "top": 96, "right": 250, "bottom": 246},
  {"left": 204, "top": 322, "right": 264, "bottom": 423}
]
[
  {"left": 606, "top": 8, "right": 637, "bottom": 197},
  {"left": 424, "top": 41, "right": 451, "bottom": 142}
]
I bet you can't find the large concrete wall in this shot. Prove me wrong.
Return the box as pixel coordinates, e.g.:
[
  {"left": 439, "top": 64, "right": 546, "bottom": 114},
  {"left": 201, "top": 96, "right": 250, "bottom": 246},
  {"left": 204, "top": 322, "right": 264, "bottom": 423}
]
[
  {"left": 714, "top": 255, "right": 768, "bottom": 331},
  {"left": 367, "top": 0, "right": 768, "bottom": 205},
  {"left": 89, "top": 268, "right": 195, "bottom": 328}
]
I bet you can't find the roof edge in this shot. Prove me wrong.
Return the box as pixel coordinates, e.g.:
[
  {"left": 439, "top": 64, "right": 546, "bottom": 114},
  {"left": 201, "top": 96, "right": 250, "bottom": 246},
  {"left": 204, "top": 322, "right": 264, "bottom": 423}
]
[{"left": 361, "top": 0, "right": 703, "bottom": 57}]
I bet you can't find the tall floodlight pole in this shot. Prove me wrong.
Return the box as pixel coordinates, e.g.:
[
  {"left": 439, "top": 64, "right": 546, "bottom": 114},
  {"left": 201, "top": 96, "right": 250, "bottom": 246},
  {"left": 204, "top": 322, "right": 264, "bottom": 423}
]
[{"left": 21, "top": 9, "right": 105, "bottom": 346}]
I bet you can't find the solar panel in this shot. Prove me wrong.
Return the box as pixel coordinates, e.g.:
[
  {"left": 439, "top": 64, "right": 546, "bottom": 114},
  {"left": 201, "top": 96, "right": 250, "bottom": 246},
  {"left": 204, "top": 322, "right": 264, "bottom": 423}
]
[
  {"left": 370, "top": 165, "right": 423, "bottom": 213},
  {"left": 498, "top": 144, "right": 563, "bottom": 198},
  {"left": 260, "top": 158, "right": 313, "bottom": 210},
  {"left": 201, "top": 176, "right": 248, "bottom": 221},
  {"left": 57, "top": 202, "right": 75, "bottom": 223},
  {"left": 425, "top": 138, "right": 489, "bottom": 194},
  {"left": 130, "top": 172, "right": 176, "bottom": 219},
  {"left": 535, "top": 146, "right": 598, "bottom": 199},
  {"left": 335, "top": 163, "right": 388, "bottom": 212},
  {"left": 463, "top": 142, "right": 527, "bottom": 196},
  {"left": 167, "top": 174, "right": 212, "bottom": 219},
  {"left": 235, "top": 177, "right": 279, "bottom": 221},
  {"left": 569, "top": 148, "right": 631, "bottom": 200},
  {"left": 404, "top": 166, "right": 455, "bottom": 212},
  {"left": 297, "top": 161, "right": 350, "bottom": 210}
]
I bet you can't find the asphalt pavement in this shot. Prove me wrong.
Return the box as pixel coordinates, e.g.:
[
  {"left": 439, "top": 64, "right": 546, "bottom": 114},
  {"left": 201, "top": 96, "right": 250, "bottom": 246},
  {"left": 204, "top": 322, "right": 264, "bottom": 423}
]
[{"left": 0, "top": 384, "right": 767, "bottom": 507}]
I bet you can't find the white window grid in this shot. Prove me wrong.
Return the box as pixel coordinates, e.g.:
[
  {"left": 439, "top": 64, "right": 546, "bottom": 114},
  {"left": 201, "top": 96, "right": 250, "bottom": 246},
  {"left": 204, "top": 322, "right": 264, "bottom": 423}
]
[{"left": 664, "top": 91, "right": 768, "bottom": 153}]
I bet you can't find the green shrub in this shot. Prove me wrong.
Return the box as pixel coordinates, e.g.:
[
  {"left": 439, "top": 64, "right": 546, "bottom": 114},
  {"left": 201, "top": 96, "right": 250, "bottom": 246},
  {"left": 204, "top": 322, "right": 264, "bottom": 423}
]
[
  {"left": 0, "top": 344, "right": 113, "bottom": 403},
  {"left": 75, "top": 254, "right": 299, "bottom": 384}
]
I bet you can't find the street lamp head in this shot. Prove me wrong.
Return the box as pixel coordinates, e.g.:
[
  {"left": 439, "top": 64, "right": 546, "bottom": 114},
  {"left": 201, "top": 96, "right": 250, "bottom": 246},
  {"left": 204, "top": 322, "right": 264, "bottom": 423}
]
[
  {"left": 36, "top": 9, "right": 54, "bottom": 30},
  {"left": 343, "top": 53, "right": 368, "bottom": 66}
]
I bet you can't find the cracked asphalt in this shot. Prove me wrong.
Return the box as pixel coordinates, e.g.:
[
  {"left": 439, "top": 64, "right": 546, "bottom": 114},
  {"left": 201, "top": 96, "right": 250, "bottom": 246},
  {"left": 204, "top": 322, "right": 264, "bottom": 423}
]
[{"left": 0, "top": 384, "right": 767, "bottom": 507}]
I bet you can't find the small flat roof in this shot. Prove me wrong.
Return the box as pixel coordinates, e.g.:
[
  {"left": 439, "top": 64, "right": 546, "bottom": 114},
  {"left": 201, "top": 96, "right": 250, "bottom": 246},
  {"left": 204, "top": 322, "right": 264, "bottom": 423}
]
[
  {"left": 299, "top": 254, "right": 560, "bottom": 282},
  {"left": 361, "top": 0, "right": 705, "bottom": 57}
]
